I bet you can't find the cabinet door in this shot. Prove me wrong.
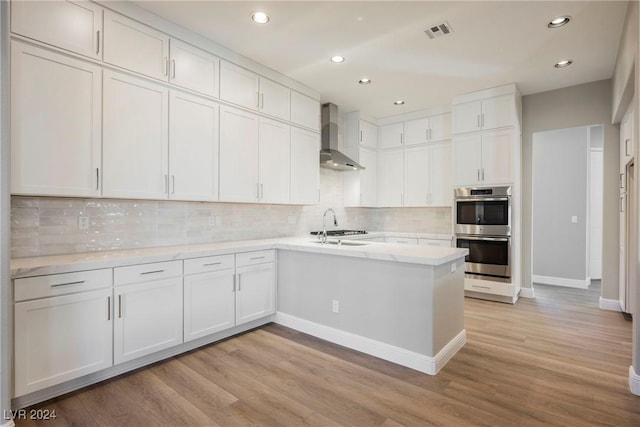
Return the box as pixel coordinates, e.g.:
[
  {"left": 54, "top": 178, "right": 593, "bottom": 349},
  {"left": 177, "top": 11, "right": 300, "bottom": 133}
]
[
  {"left": 404, "top": 118, "right": 430, "bottom": 146},
  {"left": 259, "top": 118, "right": 290, "bottom": 204},
  {"left": 219, "top": 106, "right": 260, "bottom": 202},
  {"left": 429, "top": 142, "right": 453, "bottom": 206},
  {"left": 236, "top": 263, "right": 275, "bottom": 325},
  {"left": 103, "top": 71, "right": 169, "bottom": 199},
  {"left": 103, "top": 10, "right": 170, "bottom": 81},
  {"left": 184, "top": 270, "right": 235, "bottom": 342},
  {"left": 378, "top": 149, "right": 404, "bottom": 207},
  {"left": 169, "top": 91, "right": 219, "bottom": 201},
  {"left": 429, "top": 113, "right": 452, "bottom": 142},
  {"left": 260, "top": 78, "right": 291, "bottom": 120},
  {"left": 453, "top": 133, "right": 482, "bottom": 186},
  {"left": 404, "top": 145, "right": 429, "bottom": 207},
  {"left": 14, "top": 289, "right": 112, "bottom": 396},
  {"left": 290, "top": 127, "right": 320, "bottom": 205},
  {"left": 360, "top": 120, "right": 378, "bottom": 149},
  {"left": 453, "top": 100, "right": 481, "bottom": 134},
  {"left": 169, "top": 39, "right": 219, "bottom": 97},
  {"left": 360, "top": 147, "right": 378, "bottom": 207},
  {"left": 481, "top": 95, "right": 513, "bottom": 130},
  {"left": 114, "top": 278, "right": 183, "bottom": 364},
  {"left": 11, "top": 0, "right": 102, "bottom": 59},
  {"left": 290, "top": 91, "right": 320, "bottom": 131},
  {"left": 11, "top": 41, "right": 102, "bottom": 197},
  {"left": 378, "top": 123, "right": 404, "bottom": 149},
  {"left": 481, "top": 129, "right": 513, "bottom": 184},
  {"left": 219, "top": 61, "right": 259, "bottom": 110}
]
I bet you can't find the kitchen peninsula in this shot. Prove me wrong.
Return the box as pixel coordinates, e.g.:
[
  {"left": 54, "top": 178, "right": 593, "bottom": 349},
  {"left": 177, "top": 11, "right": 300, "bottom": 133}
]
[{"left": 11, "top": 237, "right": 467, "bottom": 408}]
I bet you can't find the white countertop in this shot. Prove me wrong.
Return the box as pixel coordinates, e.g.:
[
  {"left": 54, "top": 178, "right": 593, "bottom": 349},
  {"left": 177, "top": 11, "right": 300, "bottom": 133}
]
[{"left": 11, "top": 236, "right": 467, "bottom": 278}]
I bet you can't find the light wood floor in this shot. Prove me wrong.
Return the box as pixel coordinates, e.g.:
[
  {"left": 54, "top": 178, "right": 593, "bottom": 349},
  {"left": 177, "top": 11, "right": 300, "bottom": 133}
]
[{"left": 17, "top": 283, "right": 638, "bottom": 426}]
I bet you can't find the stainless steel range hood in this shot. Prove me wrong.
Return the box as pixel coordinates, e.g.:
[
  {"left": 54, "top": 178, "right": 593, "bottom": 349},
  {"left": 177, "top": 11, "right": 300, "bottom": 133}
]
[{"left": 320, "top": 103, "right": 365, "bottom": 171}]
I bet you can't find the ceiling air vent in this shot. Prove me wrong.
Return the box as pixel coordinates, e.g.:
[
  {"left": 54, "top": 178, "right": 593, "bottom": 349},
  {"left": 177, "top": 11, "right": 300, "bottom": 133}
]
[{"left": 424, "top": 21, "right": 454, "bottom": 39}]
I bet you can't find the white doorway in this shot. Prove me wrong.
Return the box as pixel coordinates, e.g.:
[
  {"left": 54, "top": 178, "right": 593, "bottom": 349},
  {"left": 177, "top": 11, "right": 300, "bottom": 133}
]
[{"left": 531, "top": 125, "right": 604, "bottom": 290}]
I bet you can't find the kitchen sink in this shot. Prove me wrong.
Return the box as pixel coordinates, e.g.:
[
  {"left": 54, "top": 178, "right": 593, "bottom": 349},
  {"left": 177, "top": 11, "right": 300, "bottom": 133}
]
[{"left": 312, "top": 240, "right": 370, "bottom": 247}]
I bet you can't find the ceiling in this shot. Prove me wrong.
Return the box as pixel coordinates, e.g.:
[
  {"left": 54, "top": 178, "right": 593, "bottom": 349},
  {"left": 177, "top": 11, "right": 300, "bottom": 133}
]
[{"left": 132, "top": 1, "right": 629, "bottom": 119}]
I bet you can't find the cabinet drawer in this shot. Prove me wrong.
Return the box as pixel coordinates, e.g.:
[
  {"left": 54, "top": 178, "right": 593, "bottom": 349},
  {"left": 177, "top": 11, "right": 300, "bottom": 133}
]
[
  {"left": 385, "top": 237, "right": 418, "bottom": 245},
  {"left": 15, "top": 269, "right": 112, "bottom": 302},
  {"left": 114, "top": 260, "right": 182, "bottom": 286},
  {"left": 184, "top": 254, "right": 235, "bottom": 275},
  {"left": 236, "top": 250, "right": 275, "bottom": 267},
  {"left": 418, "top": 238, "right": 452, "bottom": 247}
]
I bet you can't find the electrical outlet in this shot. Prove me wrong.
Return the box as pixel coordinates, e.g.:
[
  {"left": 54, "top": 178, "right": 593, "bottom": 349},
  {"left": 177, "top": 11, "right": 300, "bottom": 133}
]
[
  {"left": 332, "top": 300, "right": 339, "bottom": 313},
  {"left": 78, "top": 215, "right": 89, "bottom": 231},
  {"left": 571, "top": 216, "right": 578, "bottom": 223}
]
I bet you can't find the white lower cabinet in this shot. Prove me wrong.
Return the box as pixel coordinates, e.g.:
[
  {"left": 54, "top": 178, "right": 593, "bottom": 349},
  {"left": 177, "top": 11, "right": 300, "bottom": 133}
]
[
  {"left": 14, "top": 288, "right": 113, "bottom": 396},
  {"left": 235, "top": 251, "right": 276, "bottom": 325},
  {"left": 184, "top": 255, "right": 236, "bottom": 342}
]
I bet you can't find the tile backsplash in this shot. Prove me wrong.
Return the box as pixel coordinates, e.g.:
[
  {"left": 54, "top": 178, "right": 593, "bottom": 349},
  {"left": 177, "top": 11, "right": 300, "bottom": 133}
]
[{"left": 11, "top": 169, "right": 451, "bottom": 258}]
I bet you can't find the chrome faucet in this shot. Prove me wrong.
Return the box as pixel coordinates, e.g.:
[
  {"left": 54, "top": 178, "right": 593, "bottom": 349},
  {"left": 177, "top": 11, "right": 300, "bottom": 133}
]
[{"left": 321, "top": 208, "right": 338, "bottom": 245}]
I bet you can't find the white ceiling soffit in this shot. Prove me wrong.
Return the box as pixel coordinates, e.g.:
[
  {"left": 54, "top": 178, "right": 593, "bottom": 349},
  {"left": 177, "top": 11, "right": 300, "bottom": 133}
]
[{"left": 132, "top": 1, "right": 629, "bottom": 119}]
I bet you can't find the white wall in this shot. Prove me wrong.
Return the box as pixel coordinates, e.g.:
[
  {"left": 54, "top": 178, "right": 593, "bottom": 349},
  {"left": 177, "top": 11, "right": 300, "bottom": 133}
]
[
  {"left": 532, "top": 126, "right": 590, "bottom": 285},
  {"left": 589, "top": 127, "right": 604, "bottom": 280}
]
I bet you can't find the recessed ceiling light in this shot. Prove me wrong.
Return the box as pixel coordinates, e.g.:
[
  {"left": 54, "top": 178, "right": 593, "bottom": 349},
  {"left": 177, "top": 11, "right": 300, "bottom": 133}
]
[
  {"left": 548, "top": 16, "right": 571, "bottom": 28},
  {"left": 330, "top": 56, "right": 345, "bottom": 63},
  {"left": 394, "top": 100, "right": 405, "bottom": 105},
  {"left": 251, "top": 11, "right": 270, "bottom": 24},
  {"left": 358, "top": 78, "right": 371, "bottom": 85},
  {"left": 554, "top": 59, "right": 573, "bottom": 68}
]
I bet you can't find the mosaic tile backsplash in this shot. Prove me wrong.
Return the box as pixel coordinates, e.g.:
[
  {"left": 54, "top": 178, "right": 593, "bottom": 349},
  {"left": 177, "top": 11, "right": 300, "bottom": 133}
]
[{"left": 10, "top": 169, "right": 452, "bottom": 258}]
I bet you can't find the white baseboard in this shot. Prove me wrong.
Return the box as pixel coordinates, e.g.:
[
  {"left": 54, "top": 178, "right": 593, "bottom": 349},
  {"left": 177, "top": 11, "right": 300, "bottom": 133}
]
[
  {"left": 532, "top": 275, "right": 589, "bottom": 289},
  {"left": 519, "top": 287, "right": 535, "bottom": 298},
  {"left": 630, "top": 365, "right": 640, "bottom": 396},
  {"left": 599, "top": 297, "right": 622, "bottom": 312},
  {"left": 274, "top": 312, "right": 466, "bottom": 375}
]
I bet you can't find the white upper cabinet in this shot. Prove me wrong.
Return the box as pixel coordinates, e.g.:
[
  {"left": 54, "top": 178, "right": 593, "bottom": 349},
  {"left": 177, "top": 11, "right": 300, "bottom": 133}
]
[
  {"left": 404, "top": 113, "right": 451, "bottom": 146},
  {"left": 290, "top": 91, "right": 320, "bottom": 130},
  {"left": 453, "top": 130, "right": 512, "bottom": 186},
  {"left": 11, "top": 0, "right": 103, "bottom": 59},
  {"left": 404, "top": 145, "right": 430, "bottom": 206},
  {"left": 290, "top": 127, "right": 320, "bottom": 205},
  {"left": 359, "top": 148, "right": 378, "bottom": 206},
  {"left": 258, "top": 118, "right": 291, "bottom": 204},
  {"left": 219, "top": 106, "right": 260, "bottom": 202},
  {"left": 102, "top": 71, "right": 169, "bottom": 199},
  {"left": 259, "top": 78, "right": 291, "bottom": 121},
  {"left": 360, "top": 120, "right": 378, "bottom": 149},
  {"left": 169, "top": 39, "right": 219, "bottom": 98},
  {"left": 379, "top": 123, "right": 404, "bottom": 149},
  {"left": 11, "top": 41, "right": 102, "bottom": 197},
  {"left": 220, "top": 61, "right": 260, "bottom": 110},
  {"left": 453, "top": 95, "right": 514, "bottom": 134},
  {"left": 378, "top": 149, "right": 404, "bottom": 207},
  {"left": 404, "top": 118, "right": 430, "bottom": 146},
  {"left": 169, "top": 91, "right": 219, "bottom": 201},
  {"left": 429, "top": 141, "right": 453, "bottom": 206},
  {"left": 103, "top": 10, "right": 170, "bottom": 81}
]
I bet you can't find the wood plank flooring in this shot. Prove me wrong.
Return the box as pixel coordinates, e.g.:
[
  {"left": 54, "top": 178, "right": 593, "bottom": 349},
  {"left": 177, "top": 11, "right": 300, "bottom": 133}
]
[{"left": 16, "top": 283, "right": 638, "bottom": 426}]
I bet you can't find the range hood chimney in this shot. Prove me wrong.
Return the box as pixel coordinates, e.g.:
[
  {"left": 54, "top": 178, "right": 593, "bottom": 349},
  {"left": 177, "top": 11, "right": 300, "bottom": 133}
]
[{"left": 320, "top": 103, "right": 365, "bottom": 171}]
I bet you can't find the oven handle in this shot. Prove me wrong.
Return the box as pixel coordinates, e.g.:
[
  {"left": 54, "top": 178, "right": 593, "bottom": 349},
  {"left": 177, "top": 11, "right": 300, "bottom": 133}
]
[
  {"left": 455, "top": 197, "right": 510, "bottom": 202},
  {"left": 456, "top": 235, "right": 510, "bottom": 242}
]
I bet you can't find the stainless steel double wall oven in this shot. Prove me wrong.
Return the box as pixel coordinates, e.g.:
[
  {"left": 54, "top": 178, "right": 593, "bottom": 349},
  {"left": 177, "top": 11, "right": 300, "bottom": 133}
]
[{"left": 454, "top": 186, "right": 512, "bottom": 281}]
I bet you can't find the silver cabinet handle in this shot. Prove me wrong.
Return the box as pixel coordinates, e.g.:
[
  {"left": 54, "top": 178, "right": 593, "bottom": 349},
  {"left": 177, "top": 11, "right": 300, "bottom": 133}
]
[
  {"left": 140, "top": 269, "right": 165, "bottom": 275},
  {"left": 620, "top": 196, "right": 625, "bottom": 212},
  {"left": 164, "top": 174, "right": 169, "bottom": 194},
  {"left": 232, "top": 274, "right": 236, "bottom": 292},
  {"left": 482, "top": 168, "right": 485, "bottom": 181},
  {"left": 620, "top": 173, "right": 624, "bottom": 189},
  {"left": 477, "top": 169, "right": 480, "bottom": 181},
  {"left": 51, "top": 280, "right": 85, "bottom": 288},
  {"left": 261, "top": 93, "right": 264, "bottom": 109},
  {"left": 256, "top": 92, "right": 259, "bottom": 108},
  {"left": 203, "top": 262, "right": 222, "bottom": 267},
  {"left": 118, "top": 294, "right": 122, "bottom": 318},
  {"left": 400, "top": 133, "right": 403, "bottom": 145},
  {"left": 237, "top": 274, "right": 241, "bottom": 291},
  {"left": 472, "top": 284, "right": 491, "bottom": 290},
  {"left": 107, "top": 296, "right": 111, "bottom": 321},
  {"left": 96, "top": 30, "right": 100, "bottom": 55},
  {"left": 96, "top": 168, "right": 100, "bottom": 191},
  {"left": 250, "top": 256, "right": 265, "bottom": 260},
  {"left": 171, "top": 59, "right": 176, "bottom": 79},
  {"left": 426, "top": 129, "right": 429, "bottom": 140},
  {"left": 164, "top": 57, "right": 169, "bottom": 76},
  {"left": 172, "top": 175, "right": 176, "bottom": 194},
  {"left": 360, "top": 130, "right": 363, "bottom": 142}
]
